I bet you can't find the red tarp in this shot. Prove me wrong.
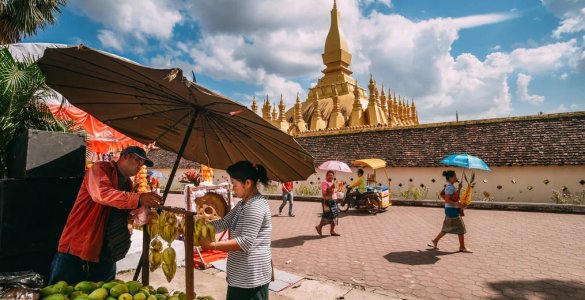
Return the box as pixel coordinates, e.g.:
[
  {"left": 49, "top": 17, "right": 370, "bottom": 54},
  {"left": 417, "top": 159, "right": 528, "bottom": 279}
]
[{"left": 48, "top": 104, "right": 144, "bottom": 154}]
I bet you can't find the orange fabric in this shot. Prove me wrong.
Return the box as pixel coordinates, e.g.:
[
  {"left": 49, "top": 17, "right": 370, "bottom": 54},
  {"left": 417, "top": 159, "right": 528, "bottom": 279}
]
[
  {"left": 48, "top": 104, "right": 144, "bottom": 153},
  {"left": 57, "top": 161, "right": 140, "bottom": 262}
]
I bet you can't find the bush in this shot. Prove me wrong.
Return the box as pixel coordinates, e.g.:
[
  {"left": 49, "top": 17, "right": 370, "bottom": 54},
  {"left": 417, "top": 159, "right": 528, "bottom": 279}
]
[
  {"left": 551, "top": 189, "right": 585, "bottom": 205},
  {"left": 397, "top": 186, "right": 429, "bottom": 200},
  {"left": 294, "top": 183, "right": 321, "bottom": 197}
]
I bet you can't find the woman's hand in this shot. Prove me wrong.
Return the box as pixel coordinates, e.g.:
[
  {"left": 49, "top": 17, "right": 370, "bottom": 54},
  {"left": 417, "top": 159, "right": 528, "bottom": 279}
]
[
  {"left": 199, "top": 236, "right": 212, "bottom": 251},
  {"left": 458, "top": 202, "right": 467, "bottom": 209}
]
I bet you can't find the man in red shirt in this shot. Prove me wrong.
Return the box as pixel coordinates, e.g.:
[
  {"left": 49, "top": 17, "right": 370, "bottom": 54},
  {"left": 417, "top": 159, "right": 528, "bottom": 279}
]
[
  {"left": 48, "top": 146, "right": 161, "bottom": 284},
  {"left": 279, "top": 181, "right": 294, "bottom": 217}
]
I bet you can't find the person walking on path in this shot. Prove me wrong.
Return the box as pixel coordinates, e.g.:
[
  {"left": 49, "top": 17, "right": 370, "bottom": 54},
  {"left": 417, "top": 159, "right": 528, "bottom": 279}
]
[
  {"left": 316, "top": 170, "right": 340, "bottom": 236},
  {"left": 199, "top": 161, "right": 272, "bottom": 300},
  {"left": 279, "top": 181, "right": 294, "bottom": 217},
  {"left": 428, "top": 170, "right": 472, "bottom": 253},
  {"left": 48, "top": 146, "right": 162, "bottom": 284}
]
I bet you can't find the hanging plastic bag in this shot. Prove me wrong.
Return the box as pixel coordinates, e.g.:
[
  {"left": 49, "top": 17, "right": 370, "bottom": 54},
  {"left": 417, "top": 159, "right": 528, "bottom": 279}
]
[{"left": 0, "top": 271, "right": 44, "bottom": 300}]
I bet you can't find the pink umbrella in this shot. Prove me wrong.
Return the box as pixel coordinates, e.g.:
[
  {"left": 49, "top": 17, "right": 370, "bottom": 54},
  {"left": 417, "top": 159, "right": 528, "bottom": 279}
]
[{"left": 318, "top": 160, "right": 352, "bottom": 173}]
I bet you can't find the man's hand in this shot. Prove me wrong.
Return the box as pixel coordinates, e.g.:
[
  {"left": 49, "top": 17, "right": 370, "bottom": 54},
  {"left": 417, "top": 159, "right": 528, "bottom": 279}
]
[{"left": 139, "top": 192, "right": 162, "bottom": 207}]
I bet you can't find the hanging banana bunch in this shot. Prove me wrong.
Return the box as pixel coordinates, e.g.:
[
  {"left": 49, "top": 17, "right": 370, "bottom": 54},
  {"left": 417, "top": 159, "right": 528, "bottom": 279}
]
[
  {"left": 147, "top": 211, "right": 159, "bottom": 237},
  {"left": 149, "top": 238, "right": 163, "bottom": 271},
  {"left": 460, "top": 172, "right": 476, "bottom": 205},
  {"left": 159, "top": 211, "right": 179, "bottom": 244},
  {"left": 162, "top": 246, "right": 177, "bottom": 282},
  {"left": 193, "top": 218, "right": 216, "bottom": 247}
]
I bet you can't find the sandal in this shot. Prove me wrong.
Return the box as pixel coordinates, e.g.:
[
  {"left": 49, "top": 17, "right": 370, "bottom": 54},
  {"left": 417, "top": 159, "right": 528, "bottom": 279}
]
[
  {"left": 330, "top": 232, "right": 341, "bottom": 236},
  {"left": 427, "top": 241, "right": 439, "bottom": 250},
  {"left": 315, "top": 226, "right": 322, "bottom": 236},
  {"left": 459, "top": 248, "right": 473, "bottom": 253}
]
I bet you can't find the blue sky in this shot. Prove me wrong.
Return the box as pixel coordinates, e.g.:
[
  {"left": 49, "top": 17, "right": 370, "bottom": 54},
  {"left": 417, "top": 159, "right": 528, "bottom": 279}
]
[{"left": 23, "top": 0, "right": 585, "bottom": 123}]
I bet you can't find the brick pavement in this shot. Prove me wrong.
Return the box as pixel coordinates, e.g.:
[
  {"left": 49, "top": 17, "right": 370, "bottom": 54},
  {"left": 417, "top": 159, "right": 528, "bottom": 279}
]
[
  {"left": 165, "top": 194, "right": 585, "bottom": 299},
  {"left": 268, "top": 200, "right": 585, "bottom": 300}
]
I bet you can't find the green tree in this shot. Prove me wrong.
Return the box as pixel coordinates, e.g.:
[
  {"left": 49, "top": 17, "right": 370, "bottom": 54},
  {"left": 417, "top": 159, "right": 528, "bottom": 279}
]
[
  {"left": 0, "top": 0, "right": 66, "bottom": 45},
  {"left": 0, "top": 47, "right": 79, "bottom": 177}
]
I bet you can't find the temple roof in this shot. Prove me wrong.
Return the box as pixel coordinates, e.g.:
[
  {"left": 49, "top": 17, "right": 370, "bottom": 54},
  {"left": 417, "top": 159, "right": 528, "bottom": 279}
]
[{"left": 295, "top": 112, "right": 585, "bottom": 167}]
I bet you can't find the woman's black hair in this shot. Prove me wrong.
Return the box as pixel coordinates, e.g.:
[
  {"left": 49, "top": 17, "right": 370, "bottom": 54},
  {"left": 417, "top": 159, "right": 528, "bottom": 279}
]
[
  {"left": 227, "top": 161, "right": 269, "bottom": 187},
  {"left": 442, "top": 170, "right": 456, "bottom": 180},
  {"left": 357, "top": 169, "right": 364, "bottom": 176},
  {"left": 326, "top": 170, "right": 334, "bottom": 176}
]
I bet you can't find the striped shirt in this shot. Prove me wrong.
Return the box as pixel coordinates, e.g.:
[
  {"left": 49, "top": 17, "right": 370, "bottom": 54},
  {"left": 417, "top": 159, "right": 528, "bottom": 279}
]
[{"left": 212, "top": 193, "right": 272, "bottom": 288}]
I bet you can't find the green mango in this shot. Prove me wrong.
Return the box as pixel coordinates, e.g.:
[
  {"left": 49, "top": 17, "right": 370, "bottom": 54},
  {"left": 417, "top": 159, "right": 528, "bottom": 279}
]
[
  {"left": 106, "top": 296, "right": 117, "bottom": 300},
  {"left": 146, "top": 296, "right": 156, "bottom": 300},
  {"left": 40, "top": 286, "right": 60, "bottom": 298},
  {"left": 133, "top": 293, "right": 146, "bottom": 300},
  {"left": 110, "top": 280, "right": 125, "bottom": 284},
  {"left": 118, "top": 293, "right": 133, "bottom": 300},
  {"left": 178, "top": 293, "right": 186, "bottom": 300},
  {"left": 125, "top": 281, "right": 143, "bottom": 296},
  {"left": 88, "top": 288, "right": 108, "bottom": 300},
  {"left": 109, "top": 285, "right": 129, "bottom": 298},
  {"left": 154, "top": 294, "right": 166, "bottom": 300},
  {"left": 73, "top": 296, "right": 91, "bottom": 300},
  {"left": 101, "top": 282, "right": 118, "bottom": 291},
  {"left": 75, "top": 282, "right": 98, "bottom": 294},
  {"left": 63, "top": 286, "right": 75, "bottom": 296},
  {"left": 44, "top": 294, "right": 69, "bottom": 300},
  {"left": 138, "top": 288, "right": 150, "bottom": 297},
  {"left": 53, "top": 281, "right": 69, "bottom": 293},
  {"left": 96, "top": 282, "right": 104, "bottom": 288},
  {"left": 69, "top": 291, "right": 85, "bottom": 299},
  {"left": 155, "top": 287, "right": 168, "bottom": 295}
]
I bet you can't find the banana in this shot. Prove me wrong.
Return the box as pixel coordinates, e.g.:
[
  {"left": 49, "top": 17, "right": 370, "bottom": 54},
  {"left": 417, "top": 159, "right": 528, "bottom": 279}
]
[
  {"left": 195, "top": 218, "right": 204, "bottom": 236},
  {"left": 167, "top": 214, "right": 177, "bottom": 226},
  {"left": 200, "top": 222, "right": 207, "bottom": 239},
  {"left": 206, "top": 223, "right": 216, "bottom": 242}
]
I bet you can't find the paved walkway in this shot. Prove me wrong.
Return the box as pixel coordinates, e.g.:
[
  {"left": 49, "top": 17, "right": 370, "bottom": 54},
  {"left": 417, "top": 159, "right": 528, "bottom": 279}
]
[{"left": 165, "top": 194, "right": 585, "bottom": 299}]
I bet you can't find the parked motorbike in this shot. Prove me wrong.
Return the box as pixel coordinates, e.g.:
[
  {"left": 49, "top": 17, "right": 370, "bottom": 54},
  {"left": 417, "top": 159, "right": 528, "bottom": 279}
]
[{"left": 336, "top": 187, "right": 381, "bottom": 214}]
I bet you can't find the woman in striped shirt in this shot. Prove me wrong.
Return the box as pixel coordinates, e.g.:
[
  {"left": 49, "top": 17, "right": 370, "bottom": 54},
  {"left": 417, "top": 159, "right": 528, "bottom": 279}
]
[{"left": 200, "top": 161, "right": 272, "bottom": 300}]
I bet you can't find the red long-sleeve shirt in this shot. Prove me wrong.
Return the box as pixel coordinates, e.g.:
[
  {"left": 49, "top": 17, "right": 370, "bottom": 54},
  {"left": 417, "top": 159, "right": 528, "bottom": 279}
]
[{"left": 57, "top": 161, "right": 139, "bottom": 262}]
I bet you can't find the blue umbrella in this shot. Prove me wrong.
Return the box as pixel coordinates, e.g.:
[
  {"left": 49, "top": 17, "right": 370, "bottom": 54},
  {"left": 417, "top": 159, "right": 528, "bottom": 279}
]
[
  {"left": 440, "top": 153, "right": 491, "bottom": 171},
  {"left": 147, "top": 170, "right": 165, "bottom": 179}
]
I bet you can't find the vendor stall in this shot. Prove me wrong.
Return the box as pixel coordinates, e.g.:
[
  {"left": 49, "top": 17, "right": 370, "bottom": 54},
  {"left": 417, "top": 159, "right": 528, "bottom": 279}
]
[{"left": 351, "top": 158, "right": 392, "bottom": 209}]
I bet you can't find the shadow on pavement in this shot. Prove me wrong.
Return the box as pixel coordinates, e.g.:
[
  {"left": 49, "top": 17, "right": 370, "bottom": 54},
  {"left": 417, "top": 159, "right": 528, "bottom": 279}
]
[
  {"left": 271, "top": 235, "right": 327, "bottom": 248},
  {"left": 384, "top": 250, "right": 456, "bottom": 265},
  {"left": 487, "top": 279, "right": 585, "bottom": 300}
]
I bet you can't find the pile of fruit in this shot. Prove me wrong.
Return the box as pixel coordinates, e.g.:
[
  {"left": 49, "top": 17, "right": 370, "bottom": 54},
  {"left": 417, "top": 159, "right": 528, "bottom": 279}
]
[
  {"left": 39, "top": 280, "right": 215, "bottom": 300},
  {"left": 134, "top": 165, "right": 149, "bottom": 193},
  {"left": 192, "top": 218, "right": 215, "bottom": 247}
]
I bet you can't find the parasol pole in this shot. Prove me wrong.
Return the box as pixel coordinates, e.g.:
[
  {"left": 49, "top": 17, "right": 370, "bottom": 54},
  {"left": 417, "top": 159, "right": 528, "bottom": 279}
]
[{"left": 133, "top": 110, "right": 198, "bottom": 283}]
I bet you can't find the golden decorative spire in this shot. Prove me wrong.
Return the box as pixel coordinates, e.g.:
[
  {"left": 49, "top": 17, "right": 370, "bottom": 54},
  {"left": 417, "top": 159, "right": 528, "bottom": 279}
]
[
  {"left": 328, "top": 84, "right": 345, "bottom": 129},
  {"left": 293, "top": 92, "right": 307, "bottom": 132},
  {"left": 251, "top": 96, "right": 258, "bottom": 114},
  {"left": 322, "top": 0, "right": 352, "bottom": 76},
  {"left": 279, "top": 94, "right": 286, "bottom": 121},
  {"left": 349, "top": 82, "right": 365, "bottom": 127},
  {"left": 271, "top": 104, "right": 278, "bottom": 121},
  {"left": 310, "top": 89, "right": 326, "bottom": 130},
  {"left": 411, "top": 97, "right": 419, "bottom": 125},
  {"left": 380, "top": 84, "right": 388, "bottom": 116},
  {"left": 262, "top": 95, "right": 271, "bottom": 120}
]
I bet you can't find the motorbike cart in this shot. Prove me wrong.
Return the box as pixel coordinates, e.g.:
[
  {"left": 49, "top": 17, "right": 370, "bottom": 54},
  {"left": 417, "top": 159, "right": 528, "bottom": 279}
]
[{"left": 336, "top": 158, "right": 392, "bottom": 214}]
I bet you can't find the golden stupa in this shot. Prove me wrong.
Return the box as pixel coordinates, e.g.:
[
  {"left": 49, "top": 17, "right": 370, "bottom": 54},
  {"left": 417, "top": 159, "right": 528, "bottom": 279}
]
[{"left": 253, "top": 0, "right": 419, "bottom": 136}]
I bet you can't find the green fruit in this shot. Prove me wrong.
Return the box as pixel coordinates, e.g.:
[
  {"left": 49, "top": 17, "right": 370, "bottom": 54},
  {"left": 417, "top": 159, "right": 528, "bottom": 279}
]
[
  {"left": 109, "top": 285, "right": 129, "bottom": 298},
  {"left": 40, "top": 286, "right": 60, "bottom": 297},
  {"left": 126, "top": 282, "right": 143, "bottom": 296},
  {"left": 146, "top": 296, "right": 156, "bottom": 300},
  {"left": 133, "top": 293, "right": 146, "bottom": 300},
  {"left": 154, "top": 294, "right": 166, "bottom": 300},
  {"left": 53, "top": 281, "right": 69, "bottom": 292},
  {"left": 73, "top": 296, "right": 91, "bottom": 300},
  {"left": 110, "top": 280, "right": 125, "bottom": 284},
  {"left": 75, "top": 282, "right": 98, "bottom": 294},
  {"left": 118, "top": 293, "right": 133, "bottom": 300},
  {"left": 69, "top": 291, "right": 85, "bottom": 299},
  {"left": 102, "top": 282, "right": 118, "bottom": 291},
  {"left": 88, "top": 288, "right": 108, "bottom": 300},
  {"left": 155, "top": 287, "right": 168, "bottom": 295},
  {"left": 63, "top": 286, "right": 75, "bottom": 296},
  {"left": 138, "top": 289, "right": 150, "bottom": 297},
  {"left": 44, "top": 294, "right": 69, "bottom": 300},
  {"left": 178, "top": 293, "right": 186, "bottom": 300},
  {"left": 106, "top": 296, "right": 117, "bottom": 300},
  {"left": 96, "top": 282, "right": 104, "bottom": 288}
]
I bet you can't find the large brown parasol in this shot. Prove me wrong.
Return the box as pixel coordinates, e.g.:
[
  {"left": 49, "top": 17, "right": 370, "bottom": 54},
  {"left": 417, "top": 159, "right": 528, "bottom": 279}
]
[{"left": 37, "top": 45, "right": 315, "bottom": 193}]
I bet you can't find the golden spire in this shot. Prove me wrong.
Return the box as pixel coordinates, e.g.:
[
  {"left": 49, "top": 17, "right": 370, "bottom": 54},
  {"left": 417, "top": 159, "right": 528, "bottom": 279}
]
[
  {"left": 278, "top": 94, "right": 286, "bottom": 121},
  {"left": 310, "top": 89, "right": 326, "bottom": 130},
  {"left": 251, "top": 96, "right": 258, "bottom": 114},
  {"left": 262, "top": 95, "right": 271, "bottom": 120},
  {"left": 328, "top": 84, "right": 345, "bottom": 129},
  {"left": 349, "top": 82, "right": 365, "bottom": 127},
  {"left": 411, "top": 97, "right": 419, "bottom": 125},
  {"left": 322, "top": 0, "right": 352, "bottom": 76},
  {"left": 271, "top": 104, "right": 278, "bottom": 121},
  {"left": 380, "top": 84, "right": 388, "bottom": 116},
  {"left": 293, "top": 92, "right": 307, "bottom": 132}
]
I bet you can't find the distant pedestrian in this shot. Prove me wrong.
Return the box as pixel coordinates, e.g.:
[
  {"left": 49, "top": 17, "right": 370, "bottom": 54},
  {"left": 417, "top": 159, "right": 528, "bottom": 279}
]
[
  {"left": 279, "top": 181, "right": 295, "bottom": 217},
  {"left": 316, "top": 170, "right": 340, "bottom": 236},
  {"left": 428, "top": 170, "right": 472, "bottom": 253}
]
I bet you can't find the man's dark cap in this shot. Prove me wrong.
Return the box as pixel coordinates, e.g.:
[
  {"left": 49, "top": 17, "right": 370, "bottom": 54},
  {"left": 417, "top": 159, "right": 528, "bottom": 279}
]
[{"left": 120, "top": 146, "right": 154, "bottom": 167}]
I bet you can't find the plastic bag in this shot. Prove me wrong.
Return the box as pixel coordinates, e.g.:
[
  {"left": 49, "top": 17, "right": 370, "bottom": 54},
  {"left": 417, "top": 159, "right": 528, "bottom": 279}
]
[{"left": 0, "top": 271, "right": 43, "bottom": 300}]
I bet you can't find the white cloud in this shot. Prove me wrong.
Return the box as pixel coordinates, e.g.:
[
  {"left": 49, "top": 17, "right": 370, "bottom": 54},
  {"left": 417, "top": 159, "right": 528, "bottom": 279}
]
[
  {"left": 552, "top": 103, "right": 579, "bottom": 113},
  {"left": 360, "top": 0, "right": 392, "bottom": 9},
  {"left": 516, "top": 73, "right": 545, "bottom": 104},
  {"left": 541, "top": 0, "right": 585, "bottom": 37},
  {"left": 97, "top": 30, "right": 124, "bottom": 51},
  {"left": 70, "top": 0, "right": 183, "bottom": 49},
  {"left": 255, "top": 74, "right": 306, "bottom": 108}
]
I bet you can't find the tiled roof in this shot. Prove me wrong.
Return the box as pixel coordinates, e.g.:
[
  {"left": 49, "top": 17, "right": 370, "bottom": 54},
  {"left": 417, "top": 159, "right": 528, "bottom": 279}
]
[{"left": 296, "top": 112, "right": 585, "bottom": 167}]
